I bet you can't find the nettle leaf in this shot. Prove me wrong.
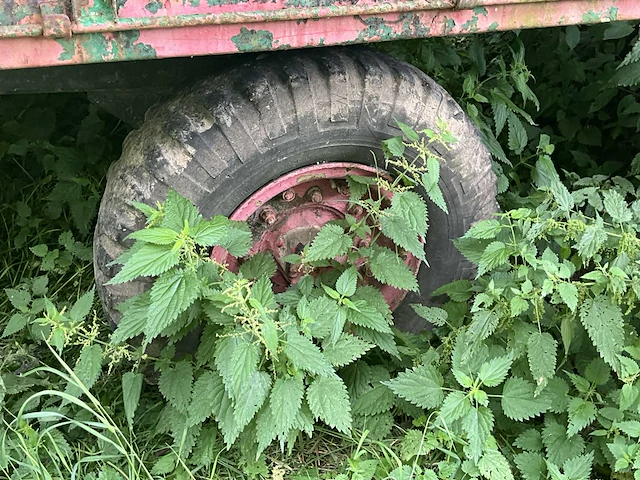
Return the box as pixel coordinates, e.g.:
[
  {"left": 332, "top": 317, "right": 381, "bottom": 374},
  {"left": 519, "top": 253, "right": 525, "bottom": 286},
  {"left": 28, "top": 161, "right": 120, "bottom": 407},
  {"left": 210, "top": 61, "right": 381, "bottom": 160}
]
[
  {"left": 440, "top": 390, "right": 471, "bottom": 423},
  {"left": 557, "top": 283, "right": 578, "bottom": 312},
  {"left": 432, "top": 279, "right": 473, "bottom": 302},
  {"left": 239, "top": 252, "right": 277, "bottom": 280},
  {"left": 122, "top": 372, "right": 143, "bottom": 426},
  {"left": 567, "top": 397, "right": 597, "bottom": 437},
  {"left": 127, "top": 227, "right": 179, "bottom": 245},
  {"left": 501, "top": 377, "right": 549, "bottom": 421},
  {"left": 270, "top": 376, "right": 304, "bottom": 436},
  {"left": 576, "top": 217, "right": 607, "bottom": 260},
  {"left": 284, "top": 330, "right": 334, "bottom": 377},
  {"left": 467, "top": 310, "right": 499, "bottom": 341},
  {"left": 542, "top": 418, "right": 585, "bottom": 466},
  {"left": 579, "top": 295, "right": 624, "bottom": 372},
  {"left": 219, "top": 221, "right": 252, "bottom": 257},
  {"left": 145, "top": 269, "right": 200, "bottom": 340},
  {"left": 379, "top": 214, "right": 425, "bottom": 262},
  {"left": 492, "top": 101, "right": 508, "bottom": 136},
  {"left": 462, "top": 406, "right": 494, "bottom": 462},
  {"left": 335, "top": 267, "right": 358, "bottom": 297},
  {"left": 307, "top": 375, "right": 352, "bottom": 433},
  {"left": 347, "top": 301, "right": 391, "bottom": 333},
  {"left": 5, "top": 288, "right": 31, "bottom": 310},
  {"left": 390, "top": 191, "right": 427, "bottom": 238},
  {"left": 233, "top": 371, "right": 271, "bottom": 429},
  {"left": 478, "top": 447, "right": 514, "bottom": 480},
  {"left": 187, "top": 370, "right": 225, "bottom": 426},
  {"left": 230, "top": 337, "right": 260, "bottom": 397},
  {"left": 2, "top": 313, "right": 29, "bottom": 338},
  {"left": 189, "top": 216, "right": 228, "bottom": 246},
  {"left": 383, "top": 365, "right": 444, "bottom": 410},
  {"left": 603, "top": 189, "right": 632, "bottom": 223},
  {"left": 477, "top": 241, "right": 511, "bottom": 276},
  {"left": 514, "top": 429, "right": 543, "bottom": 452},
  {"left": 322, "top": 334, "right": 373, "bottom": 367},
  {"left": 111, "top": 292, "right": 150, "bottom": 344},
  {"left": 411, "top": 305, "right": 448, "bottom": 327},
  {"left": 562, "top": 451, "right": 593, "bottom": 480},
  {"left": 306, "top": 224, "right": 352, "bottom": 262},
  {"left": 422, "top": 157, "right": 448, "bottom": 214},
  {"left": 478, "top": 354, "right": 513, "bottom": 387},
  {"left": 162, "top": 189, "right": 202, "bottom": 232},
  {"left": 514, "top": 452, "right": 546, "bottom": 480},
  {"left": 369, "top": 247, "right": 419, "bottom": 292},
  {"left": 108, "top": 244, "right": 181, "bottom": 284},
  {"left": 507, "top": 111, "right": 527, "bottom": 154},
  {"left": 464, "top": 219, "right": 502, "bottom": 240},
  {"left": 215, "top": 388, "right": 241, "bottom": 447},
  {"left": 352, "top": 383, "right": 395, "bottom": 416},
  {"left": 527, "top": 332, "right": 557, "bottom": 383},
  {"left": 159, "top": 361, "right": 193, "bottom": 414},
  {"left": 65, "top": 344, "right": 103, "bottom": 398},
  {"left": 69, "top": 287, "right": 95, "bottom": 323}
]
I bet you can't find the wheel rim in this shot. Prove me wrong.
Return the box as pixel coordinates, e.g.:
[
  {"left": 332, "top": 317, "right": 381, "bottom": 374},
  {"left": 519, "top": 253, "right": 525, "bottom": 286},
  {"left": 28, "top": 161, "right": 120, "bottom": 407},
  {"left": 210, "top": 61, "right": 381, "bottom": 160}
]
[{"left": 211, "top": 162, "right": 421, "bottom": 310}]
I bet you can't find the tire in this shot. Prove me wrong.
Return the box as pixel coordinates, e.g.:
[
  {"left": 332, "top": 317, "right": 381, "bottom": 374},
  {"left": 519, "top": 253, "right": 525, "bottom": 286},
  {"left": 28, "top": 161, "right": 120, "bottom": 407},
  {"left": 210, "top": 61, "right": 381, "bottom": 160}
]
[{"left": 93, "top": 47, "right": 498, "bottom": 333}]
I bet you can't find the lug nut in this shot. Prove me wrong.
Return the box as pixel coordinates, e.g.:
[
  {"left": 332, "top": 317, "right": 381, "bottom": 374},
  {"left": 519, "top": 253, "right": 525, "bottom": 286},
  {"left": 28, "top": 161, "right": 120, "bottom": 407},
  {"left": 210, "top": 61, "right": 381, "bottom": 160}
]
[
  {"left": 337, "top": 182, "right": 350, "bottom": 196},
  {"left": 306, "top": 187, "right": 323, "bottom": 203},
  {"left": 260, "top": 206, "right": 277, "bottom": 225},
  {"left": 349, "top": 205, "right": 364, "bottom": 216},
  {"left": 282, "top": 189, "right": 296, "bottom": 202}
]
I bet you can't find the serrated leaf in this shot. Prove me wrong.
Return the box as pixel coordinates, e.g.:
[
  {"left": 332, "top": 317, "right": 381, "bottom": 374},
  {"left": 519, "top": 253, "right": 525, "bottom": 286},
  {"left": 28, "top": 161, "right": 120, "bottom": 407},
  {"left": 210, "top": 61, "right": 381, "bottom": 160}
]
[
  {"left": 492, "top": 102, "right": 508, "bottom": 136},
  {"left": 507, "top": 111, "right": 527, "bottom": 154},
  {"left": 478, "top": 241, "right": 511, "bottom": 276},
  {"left": 270, "top": 376, "right": 304, "bottom": 436},
  {"left": 369, "top": 247, "right": 419, "bottom": 292},
  {"left": 379, "top": 214, "right": 425, "bottom": 262},
  {"left": 306, "top": 224, "right": 352, "bottom": 262},
  {"left": 514, "top": 429, "right": 543, "bottom": 452},
  {"left": 307, "top": 375, "right": 352, "bottom": 433},
  {"left": 145, "top": 269, "right": 200, "bottom": 340},
  {"left": 230, "top": 337, "right": 260, "bottom": 397},
  {"left": 579, "top": 295, "right": 624, "bottom": 372},
  {"left": 219, "top": 221, "right": 252, "bottom": 257},
  {"left": 187, "top": 372, "right": 223, "bottom": 430},
  {"left": 2, "top": 313, "right": 29, "bottom": 338},
  {"left": 514, "top": 452, "right": 546, "bottom": 480},
  {"left": 353, "top": 326, "right": 399, "bottom": 358},
  {"left": 567, "top": 397, "right": 597, "bottom": 436},
  {"left": 468, "top": 310, "right": 499, "bottom": 341},
  {"left": 5, "top": 288, "right": 31, "bottom": 310},
  {"left": 603, "top": 189, "right": 632, "bottom": 223},
  {"left": 65, "top": 344, "right": 103, "bottom": 398},
  {"left": 189, "top": 216, "right": 228, "bottom": 246},
  {"left": 234, "top": 371, "right": 271, "bottom": 429},
  {"left": 383, "top": 365, "right": 443, "bottom": 410},
  {"left": 464, "top": 219, "right": 502, "bottom": 240},
  {"left": 557, "top": 283, "right": 578, "bottom": 312},
  {"left": 563, "top": 451, "right": 593, "bottom": 480},
  {"left": 335, "top": 267, "right": 358, "bottom": 297},
  {"left": 615, "top": 420, "right": 640, "bottom": 437},
  {"left": 127, "top": 227, "right": 179, "bottom": 245},
  {"left": 432, "top": 279, "right": 473, "bottom": 302},
  {"left": 501, "top": 377, "right": 549, "bottom": 421},
  {"left": 322, "top": 334, "right": 373, "bottom": 367},
  {"left": 347, "top": 301, "right": 392, "bottom": 333},
  {"left": 159, "top": 361, "right": 193, "bottom": 414},
  {"left": 478, "top": 354, "right": 513, "bottom": 387},
  {"left": 239, "top": 252, "right": 277, "bottom": 280},
  {"left": 122, "top": 372, "right": 143, "bottom": 426},
  {"left": 162, "top": 189, "right": 202, "bottom": 232},
  {"left": 462, "top": 406, "right": 494, "bottom": 462},
  {"left": 439, "top": 390, "right": 471, "bottom": 423},
  {"left": 527, "top": 332, "right": 557, "bottom": 383},
  {"left": 576, "top": 218, "right": 607, "bottom": 260},
  {"left": 107, "top": 243, "right": 180, "bottom": 284},
  {"left": 391, "top": 191, "right": 427, "bottom": 238},
  {"left": 411, "top": 305, "right": 447, "bottom": 326},
  {"left": 69, "top": 287, "right": 94, "bottom": 322},
  {"left": 284, "top": 330, "right": 334, "bottom": 377},
  {"left": 542, "top": 419, "right": 585, "bottom": 466},
  {"left": 352, "top": 383, "right": 395, "bottom": 416},
  {"left": 620, "top": 383, "right": 638, "bottom": 411},
  {"left": 111, "top": 292, "right": 150, "bottom": 344}
]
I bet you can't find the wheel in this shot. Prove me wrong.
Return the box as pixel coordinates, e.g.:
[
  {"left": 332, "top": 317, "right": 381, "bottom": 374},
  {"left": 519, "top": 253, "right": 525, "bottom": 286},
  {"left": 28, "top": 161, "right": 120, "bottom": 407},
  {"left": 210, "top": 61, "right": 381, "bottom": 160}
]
[{"left": 93, "top": 47, "right": 498, "bottom": 333}]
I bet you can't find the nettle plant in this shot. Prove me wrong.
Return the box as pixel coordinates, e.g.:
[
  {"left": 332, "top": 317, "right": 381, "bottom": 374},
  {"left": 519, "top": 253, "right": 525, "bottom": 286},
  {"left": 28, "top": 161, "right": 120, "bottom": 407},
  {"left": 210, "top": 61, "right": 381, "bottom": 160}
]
[
  {"left": 390, "top": 136, "right": 640, "bottom": 479},
  {"left": 107, "top": 124, "right": 454, "bottom": 460}
]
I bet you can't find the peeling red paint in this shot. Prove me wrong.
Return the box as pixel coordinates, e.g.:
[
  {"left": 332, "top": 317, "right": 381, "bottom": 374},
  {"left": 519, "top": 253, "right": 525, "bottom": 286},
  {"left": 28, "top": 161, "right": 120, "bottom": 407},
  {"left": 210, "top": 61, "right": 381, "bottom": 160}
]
[{"left": 0, "top": 0, "right": 638, "bottom": 69}]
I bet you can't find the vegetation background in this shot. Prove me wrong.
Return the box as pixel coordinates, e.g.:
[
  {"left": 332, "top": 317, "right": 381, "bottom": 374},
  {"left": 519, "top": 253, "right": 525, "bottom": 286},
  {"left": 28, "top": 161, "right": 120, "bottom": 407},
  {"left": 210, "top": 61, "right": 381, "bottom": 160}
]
[{"left": 1, "top": 21, "right": 639, "bottom": 480}]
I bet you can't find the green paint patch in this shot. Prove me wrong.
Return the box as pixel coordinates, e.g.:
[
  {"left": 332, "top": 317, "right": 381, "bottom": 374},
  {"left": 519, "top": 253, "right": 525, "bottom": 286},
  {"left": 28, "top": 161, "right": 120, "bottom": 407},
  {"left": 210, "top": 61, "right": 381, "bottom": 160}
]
[
  {"left": 231, "top": 27, "right": 274, "bottom": 52},
  {"left": 608, "top": 7, "right": 619, "bottom": 21},
  {"left": 581, "top": 11, "right": 601, "bottom": 24},
  {"left": 473, "top": 7, "right": 488, "bottom": 16},
  {"left": 207, "top": 0, "right": 249, "bottom": 5},
  {"left": 56, "top": 31, "right": 156, "bottom": 63},
  {"left": 488, "top": 22, "right": 499, "bottom": 31},
  {"left": 444, "top": 17, "right": 456, "bottom": 35},
  {"left": 358, "top": 17, "right": 394, "bottom": 41},
  {"left": 285, "top": 0, "right": 338, "bottom": 6},
  {"left": 145, "top": 0, "right": 163, "bottom": 13},
  {"left": 462, "top": 15, "right": 479, "bottom": 33}
]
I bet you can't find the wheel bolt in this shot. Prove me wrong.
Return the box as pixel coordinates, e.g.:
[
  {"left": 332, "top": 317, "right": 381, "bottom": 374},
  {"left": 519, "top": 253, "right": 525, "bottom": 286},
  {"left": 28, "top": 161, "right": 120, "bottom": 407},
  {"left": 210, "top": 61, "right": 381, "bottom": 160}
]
[
  {"left": 306, "top": 187, "right": 323, "bottom": 203},
  {"left": 349, "top": 205, "right": 364, "bottom": 216},
  {"left": 282, "top": 189, "right": 296, "bottom": 202},
  {"left": 260, "top": 206, "right": 277, "bottom": 225},
  {"left": 337, "top": 182, "right": 350, "bottom": 196}
]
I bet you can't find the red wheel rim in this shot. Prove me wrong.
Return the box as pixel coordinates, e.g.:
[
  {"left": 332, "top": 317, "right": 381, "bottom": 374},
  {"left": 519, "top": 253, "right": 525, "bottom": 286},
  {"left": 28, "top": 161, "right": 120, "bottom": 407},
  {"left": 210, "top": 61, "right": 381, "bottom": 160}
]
[{"left": 211, "top": 162, "right": 421, "bottom": 311}]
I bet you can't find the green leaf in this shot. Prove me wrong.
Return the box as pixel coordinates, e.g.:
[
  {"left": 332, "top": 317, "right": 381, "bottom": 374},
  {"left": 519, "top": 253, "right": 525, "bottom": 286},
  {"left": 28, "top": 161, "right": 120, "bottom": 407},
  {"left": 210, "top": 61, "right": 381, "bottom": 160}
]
[
  {"left": 383, "top": 365, "right": 444, "bottom": 410},
  {"left": 563, "top": 451, "right": 593, "bottom": 480},
  {"left": 31, "top": 276, "right": 49, "bottom": 296},
  {"left": 565, "top": 25, "right": 580, "bottom": 49},
  {"left": 187, "top": 370, "right": 226, "bottom": 426},
  {"left": 69, "top": 287, "right": 94, "bottom": 322},
  {"left": 161, "top": 189, "right": 202, "bottom": 232},
  {"left": 464, "top": 219, "right": 502, "bottom": 240},
  {"left": 219, "top": 221, "right": 252, "bottom": 257},
  {"left": 462, "top": 406, "right": 494, "bottom": 462},
  {"left": 492, "top": 101, "right": 508, "bottom": 136},
  {"left": 107, "top": 244, "right": 180, "bottom": 284},
  {"left": 122, "top": 372, "right": 143, "bottom": 426},
  {"left": 514, "top": 429, "right": 543, "bottom": 452},
  {"left": 379, "top": 214, "right": 425, "bottom": 261},
  {"left": 240, "top": 252, "right": 277, "bottom": 280},
  {"left": 347, "top": 301, "right": 392, "bottom": 333},
  {"left": 603, "top": 189, "right": 632, "bottom": 223},
  {"left": 65, "top": 344, "right": 103, "bottom": 398},
  {"left": 335, "top": 267, "right": 358, "bottom": 297},
  {"left": 127, "top": 227, "right": 179, "bottom": 245},
  {"left": 615, "top": 420, "right": 640, "bottom": 437},
  {"left": 557, "top": 283, "right": 578, "bottom": 312},
  {"left": 411, "top": 305, "right": 447, "bottom": 327},
  {"left": 514, "top": 452, "right": 546, "bottom": 480},
  {"left": 620, "top": 383, "right": 638, "bottom": 411},
  {"left": 432, "top": 279, "right": 473, "bottom": 302},
  {"left": 159, "top": 361, "right": 193, "bottom": 414},
  {"left": 542, "top": 418, "right": 585, "bottom": 466},
  {"left": 479, "top": 354, "right": 513, "bottom": 387},
  {"left": 145, "top": 269, "right": 200, "bottom": 340},
  {"left": 439, "top": 390, "right": 471, "bottom": 423},
  {"left": 567, "top": 397, "right": 597, "bottom": 436},
  {"left": 30, "top": 244, "right": 48, "bottom": 258},
  {"left": 369, "top": 247, "right": 419, "bottom": 292},
  {"left": 284, "top": 330, "right": 334, "bottom": 377},
  {"left": 507, "top": 111, "right": 527, "bottom": 154},
  {"left": 352, "top": 383, "right": 395, "bottom": 416},
  {"left": 397, "top": 121, "right": 419, "bottom": 142},
  {"left": 478, "top": 447, "right": 514, "bottom": 480},
  {"left": 478, "top": 241, "right": 511, "bottom": 276},
  {"left": 501, "top": 377, "right": 548, "bottom": 421},
  {"left": 234, "top": 371, "right": 271, "bottom": 429},
  {"left": 576, "top": 217, "right": 607, "bottom": 260},
  {"left": 383, "top": 136, "right": 405, "bottom": 157},
  {"left": 270, "top": 376, "right": 304, "bottom": 436},
  {"left": 306, "top": 375, "right": 352, "bottom": 433},
  {"left": 111, "top": 292, "right": 150, "bottom": 344},
  {"left": 189, "top": 216, "right": 228, "bottom": 246},
  {"left": 2, "top": 313, "right": 29, "bottom": 338},
  {"left": 5, "top": 288, "right": 30, "bottom": 310},
  {"left": 527, "top": 332, "right": 557, "bottom": 383},
  {"left": 391, "top": 191, "right": 427, "bottom": 238},
  {"left": 322, "top": 334, "right": 373, "bottom": 367},
  {"left": 579, "top": 295, "right": 624, "bottom": 372},
  {"left": 306, "top": 224, "right": 352, "bottom": 262},
  {"left": 230, "top": 337, "right": 260, "bottom": 398},
  {"left": 467, "top": 310, "right": 499, "bottom": 341}
]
